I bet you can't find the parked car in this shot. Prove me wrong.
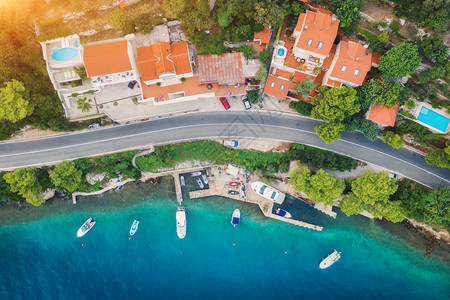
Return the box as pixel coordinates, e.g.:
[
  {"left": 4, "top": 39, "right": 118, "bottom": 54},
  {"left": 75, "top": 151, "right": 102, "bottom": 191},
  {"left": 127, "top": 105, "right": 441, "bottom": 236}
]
[
  {"left": 219, "top": 97, "right": 231, "bottom": 110},
  {"left": 389, "top": 173, "right": 399, "bottom": 179},
  {"left": 242, "top": 96, "right": 252, "bottom": 110},
  {"left": 223, "top": 140, "right": 240, "bottom": 147},
  {"left": 228, "top": 190, "right": 239, "bottom": 195},
  {"left": 128, "top": 80, "right": 137, "bottom": 89}
]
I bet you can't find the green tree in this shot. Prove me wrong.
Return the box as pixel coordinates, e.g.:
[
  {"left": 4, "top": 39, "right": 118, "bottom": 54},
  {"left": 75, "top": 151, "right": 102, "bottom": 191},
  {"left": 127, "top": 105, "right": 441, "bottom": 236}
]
[
  {"left": 333, "top": 0, "right": 360, "bottom": 28},
  {"left": 295, "top": 78, "right": 316, "bottom": 98},
  {"left": 311, "top": 86, "right": 360, "bottom": 123},
  {"left": 286, "top": 1, "right": 307, "bottom": 16},
  {"left": 258, "top": 50, "right": 271, "bottom": 67},
  {"left": 0, "top": 80, "right": 35, "bottom": 123},
  {"left": 339, "top": 193, "right": 365, "bottom": 216},
  {"left": 420, "top": 36, "right": 448, "bottom": 65},
  {"left": 109, "top": 8, "right": 126, "bottom": 30},
  {"left": 358, "top": 79, "right": 404, "bottom": 108},
  {"left": 239, "top": 45, "right": 255, "bottom": 60},
  {"left": 351, "top": 171, "right": 398, "bottom": 205},
  {"left": 254, "top": 66, "right": 268, "bottom": 81},
  {"left": 3, "top": 168, "right": 45, "bottom": 206},
  {"left": 425, "top": 142, "right": 450, "bottom": 169},
  {"left": 217, "top": 5, "right": 232, "bottom": 28},
  {"left": 49, "top": 161, "right": 83, "bottom": 193},
  {"left": 162, "top": 0, "right": 186, "bottom": 19},
  {"left": 254, "top": 1, "right": 285, "bottom": 28},
  {"left": 77, "top": 97, "right": 92, "bottom": 113},
  {"left": 371, "top": 200, "right": 406, "bottom": 223},
  {"left": 290, "top": 166, "right": 344, "bottom": 205},
  {"left": 74, "top": 65, "right": 87, "bottom": 80},
  {"left": 377, "top": 32, "right": 389, "bottom": 44},
  {"left": 382, "top": 131, "right": 405, "bottom": 149},
  {"left": 315, "top": 122, "right": 344, "bottom": 144},
  {"left": 378, "top": 43, "right": 421, "bottom": 78},
  {"left": 289, "top": 100, "right": 313, "bottom": 116},
  {"left": 418, "top": 67, "right": 445, "bottom": 83}
]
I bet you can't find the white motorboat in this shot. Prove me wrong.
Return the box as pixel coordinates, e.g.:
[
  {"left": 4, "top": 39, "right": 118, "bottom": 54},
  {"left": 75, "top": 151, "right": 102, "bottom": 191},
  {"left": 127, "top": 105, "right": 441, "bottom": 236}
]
[
  {"left": 202, "top": 174, "right": 208, "bottom": 185},
  {"left": 319, "top": 250, "right": 341, "bottom": 269},
  {"left": 176, "top": 206, "right": 186, "bottom": 239},
  {"left": 196, "top": 178, "right": 204, "bottom": 188},
  {"left": 275, "top": 208, "right": 292, "bottom": 218},
  {"left": 191, "top": 171, "right": 202, "bottom": 176},
  {"left": 129, "top": 219, "right": 140, "bottom": 237},
  {"left": 231, "top": 209, "right": 240, "bottom": 227},
  {"left": 251, "top": 181, "right": 285, "bottom": 204},
  {"left": 180, "top": 175, "right": 185, "bottom": 187},
  {"left": 76, "top": 218, "right": 96, "bottom": 238}
]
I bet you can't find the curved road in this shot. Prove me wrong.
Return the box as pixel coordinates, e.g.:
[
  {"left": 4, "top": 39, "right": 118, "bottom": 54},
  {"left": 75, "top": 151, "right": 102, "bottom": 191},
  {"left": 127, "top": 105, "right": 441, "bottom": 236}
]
[{"left": 0, "top": 111, "right": 448, "bottom": 188}]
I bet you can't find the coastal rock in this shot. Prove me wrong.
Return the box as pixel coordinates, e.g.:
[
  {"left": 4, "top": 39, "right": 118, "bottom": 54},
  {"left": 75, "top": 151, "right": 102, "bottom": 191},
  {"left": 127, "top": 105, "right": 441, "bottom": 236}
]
[
  {"left": 41, "top": 188, "right": 56, "bottom": 200},
  {"left": 86, "top": 172, "right": 107, "bottom": 185}
]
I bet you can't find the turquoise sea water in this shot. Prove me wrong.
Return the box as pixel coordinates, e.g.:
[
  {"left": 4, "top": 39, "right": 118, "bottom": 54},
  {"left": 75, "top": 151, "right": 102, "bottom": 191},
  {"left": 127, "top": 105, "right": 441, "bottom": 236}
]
[{"left": 0, "top": 178, "right": 449, "bottom": 299}]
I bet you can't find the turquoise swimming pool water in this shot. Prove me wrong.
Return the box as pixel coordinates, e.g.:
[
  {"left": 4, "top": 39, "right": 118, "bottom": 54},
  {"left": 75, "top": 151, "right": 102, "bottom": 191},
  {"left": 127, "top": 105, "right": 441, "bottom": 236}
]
[
  {"left": 51, "top": 47, "right": 79, "bottom": 62},
  {"left": 0, "top": 179, "right": 449, "bottom": 299},
  {"left": 417, "top": 106, "right": 450, "bottom": 132}
]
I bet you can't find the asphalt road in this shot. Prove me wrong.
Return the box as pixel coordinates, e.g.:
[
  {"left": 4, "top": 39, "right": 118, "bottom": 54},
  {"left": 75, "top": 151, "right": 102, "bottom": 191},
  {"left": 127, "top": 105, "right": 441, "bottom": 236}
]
[{"left": 0, "top": 111, "right": 448, "bottom": 189}]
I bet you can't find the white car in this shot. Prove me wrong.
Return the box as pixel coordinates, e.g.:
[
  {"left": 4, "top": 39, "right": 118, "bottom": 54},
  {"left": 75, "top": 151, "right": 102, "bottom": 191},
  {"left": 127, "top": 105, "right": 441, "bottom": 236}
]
[
  {"left": 223, "top": 140, "right": 240, "bottom": 147},
  {"left": 389, "top": 173, "right": 399, "bottom": 179}
]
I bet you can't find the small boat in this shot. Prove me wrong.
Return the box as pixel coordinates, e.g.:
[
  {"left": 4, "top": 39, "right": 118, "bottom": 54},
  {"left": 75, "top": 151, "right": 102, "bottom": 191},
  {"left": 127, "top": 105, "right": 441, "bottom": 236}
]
[
  {"left": 129, "top": 219, "right": 140, "bottom": 237},
  {"left": 180, "top": 175, "right": 185, "bottom": 187},
  {"left": 76, "top": 218, "right": 96, "bottom": 238},
  {"left": 228, "top": 190, "right": 239, "bottom": 195},
  {"left": 229, "top": 182, "right": 241, "bottom": 187},
  {"left": 231, "top": 209, "right": 240, "bottom": 227},
  {"left": 319, "top": 250, "right": 341, "bottom": 269},
  {"left": 191, "top": 171, "right": 202, "bottom": 176},
  {"left": 251, "top": 181, "right": 286, "bottom": 204},
  {"left": 176, "top": 206, "right": 186, "bottom": 239},
  {"left": 202, "top": 174, "right": 208, "bottom": 185},
  {"left": 196, "top": 178, "right": 204, "bottom": 188},
  {"left": 275, "top": 208, "right": 292, "bottom": 218},
  {"left": 240, "top": 185, "right": 246, "bottom": 198}
]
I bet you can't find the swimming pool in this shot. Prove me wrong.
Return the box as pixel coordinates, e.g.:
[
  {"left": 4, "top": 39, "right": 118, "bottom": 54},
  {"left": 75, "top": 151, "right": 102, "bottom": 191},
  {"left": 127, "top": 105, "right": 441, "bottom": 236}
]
[
  {"left": 51, "top": 47, "right": 79, "bottom": 62},
  {"left": 416, "top": 106, "right": 450, "bottom": 132},
  {"left": 277, "top": 48, "right": 285, "bottom": 56}
]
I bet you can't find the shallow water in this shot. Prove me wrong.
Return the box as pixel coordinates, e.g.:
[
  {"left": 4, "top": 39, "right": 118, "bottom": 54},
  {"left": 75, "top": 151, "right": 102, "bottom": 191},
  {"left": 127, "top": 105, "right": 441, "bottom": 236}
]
[{"left": 0, "top": 178, "right": 449, "bottom": 299}]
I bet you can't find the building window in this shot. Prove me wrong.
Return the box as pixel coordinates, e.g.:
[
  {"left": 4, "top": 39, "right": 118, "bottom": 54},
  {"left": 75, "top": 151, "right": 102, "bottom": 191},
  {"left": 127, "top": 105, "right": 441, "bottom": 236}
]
[
  {"left": 280, "top": 84, "right": 285, "bottom": 91},
  {"left": 341, "top": 65, "right": 347, "bottom": 72},
  {"left": 270, "top": 81, "right": 275, "bottom": 88},
  {"left": 307, "top": 39, "right": 313, "bottom": 46},
  {"left": 317, "top": 42, "right": 324, "bottom": 49},
  {"left": 354, "top": 69, "right": 360, "bottom": 76}
]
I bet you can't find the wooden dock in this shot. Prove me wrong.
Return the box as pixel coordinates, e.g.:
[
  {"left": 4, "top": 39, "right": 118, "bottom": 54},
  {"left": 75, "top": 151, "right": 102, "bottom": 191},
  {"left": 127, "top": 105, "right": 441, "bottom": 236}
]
[
  {"left": 172, "top": 174, "right": 183, "bottom": 204},
  {"left": 269, "top": 213, "right": 323, "bottom": 231}
]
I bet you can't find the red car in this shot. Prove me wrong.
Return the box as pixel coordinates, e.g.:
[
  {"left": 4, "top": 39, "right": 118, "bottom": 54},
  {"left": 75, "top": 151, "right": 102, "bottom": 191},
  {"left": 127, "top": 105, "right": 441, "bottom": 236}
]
[
  {"left": 229, "top": 182, "right": 241, "bottom": 187},
  {"left": 219, "top": 97, "right": 231, "bottom": 110}
]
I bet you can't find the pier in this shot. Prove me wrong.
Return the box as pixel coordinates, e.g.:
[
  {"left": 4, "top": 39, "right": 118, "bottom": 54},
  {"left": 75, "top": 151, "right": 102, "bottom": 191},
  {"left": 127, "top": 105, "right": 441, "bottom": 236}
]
[{"left": 172, "top": 173, "right": 183, "bottom": 204}]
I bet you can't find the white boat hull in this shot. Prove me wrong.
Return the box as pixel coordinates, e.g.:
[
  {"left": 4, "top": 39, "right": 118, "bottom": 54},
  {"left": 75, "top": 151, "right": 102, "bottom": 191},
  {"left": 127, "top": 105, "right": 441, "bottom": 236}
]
[
  {"left": 319, "top": 250, "right": 341, "bottom": 269},
  {"left": 130, "top": 220, "right": 139, "bottom": 236},
  {"left": 231, "top": 209, "right": 240, "bottom": 227},
  {"left": 176, "top": 206, "right": 186, "bottom": 239},
  {"left": 76, "top": 218, "right": 96, "bottom": 238}
]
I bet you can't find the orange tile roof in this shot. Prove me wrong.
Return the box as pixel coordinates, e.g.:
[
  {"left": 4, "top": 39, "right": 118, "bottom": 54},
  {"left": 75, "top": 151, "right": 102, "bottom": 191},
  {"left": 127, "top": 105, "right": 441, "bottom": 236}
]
[
  {"left": 83, "top": 41, "right": 132, "bottom": 77},
  {"left": 294, "top": 11, "right": 339, "bottom": 57},
  {"left": 330, "top": 41, "right": 372, "bottom": 85},
  {"left": 322, "top": 44, "right": 336, "bottom": 70},
  {"left": 137, "top": 41, "right": 191, "bottom": 82},
  {"left": 198, "top": 53, "right": 244, "bottom": 85},
  {"left": 326, "top": 78, "right": 342, "bottom": 88},
  {"left": 247, "top": 41, "right": 266, "bottom": 57},
  {"left": 272, "top": 68, "right": 294, "bottom": 80},
  {"left": 371, "top": 53, "right": 381, "bottom": 67},
  {"left": 254, "top": 27, "right": 272, "bottom": 44},
  {"left": 367, "top": 104, "right": 399, "bottom": 127},
  {"left": 141, "top": 76, "right": 218, "bottom": 100},
  {"left": 264, "top": 76, "right": 290, "bottom": 99}
]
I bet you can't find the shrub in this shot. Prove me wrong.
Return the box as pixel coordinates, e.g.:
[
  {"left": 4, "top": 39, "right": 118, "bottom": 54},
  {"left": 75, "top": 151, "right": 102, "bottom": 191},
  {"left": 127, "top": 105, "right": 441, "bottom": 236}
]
[
  {"left": 247, "top": 90, "right": 260, "bottom": 104},
  {"left": 289, "top": 100, "right": 313, "bottom": 116},
  {"left": 258, "top": 50, "right": 271, "bottom": 67},
  {"left": 418, "top": 67, "right": 445, "bottom": 83},
  {"left": 180, "top": 77, "right": 186, "bottom": 82},
  {"left": 389, "top": 20, "right": 400, "bottom": 32},
  {"left": 382, "top": 131, "right": 405, "bottom": 149},
  {"left": 254, "top": 66, "right": 267, "bottom": 81},
  {"left": 156, "top": 82, "right": 161, "bottom": 86},
  {"left": 405, "top": 99, "right": 415, "bottom": 109}
]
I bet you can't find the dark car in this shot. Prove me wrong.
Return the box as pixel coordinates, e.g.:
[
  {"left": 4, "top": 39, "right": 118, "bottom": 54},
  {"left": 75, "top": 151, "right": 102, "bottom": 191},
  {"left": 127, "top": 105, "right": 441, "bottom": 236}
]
[
  {"left": 228, "top": 190, "right": 239, "bottom": 195},
  {"left": 242, "top": 96, "right": 252, "bottom": 110},
  {"left": 219, "top": 97, "right": 231, "bottom": 110},
  {"left": 128, "top": 80, "right": 137, "bottom": 89}
]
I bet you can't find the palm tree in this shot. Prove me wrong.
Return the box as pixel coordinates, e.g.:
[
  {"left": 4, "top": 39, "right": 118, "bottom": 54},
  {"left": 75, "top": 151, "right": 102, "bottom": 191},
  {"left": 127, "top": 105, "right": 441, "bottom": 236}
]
[{"left": 77, "top": 97, "right": 92, "bottom": 113}]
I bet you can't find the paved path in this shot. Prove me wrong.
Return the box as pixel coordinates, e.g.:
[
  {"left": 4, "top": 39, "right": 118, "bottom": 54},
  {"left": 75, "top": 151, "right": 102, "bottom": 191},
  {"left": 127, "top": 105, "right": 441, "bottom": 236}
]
[{"left": 0, "top": 111, "right": 448, "bottom": 188}]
